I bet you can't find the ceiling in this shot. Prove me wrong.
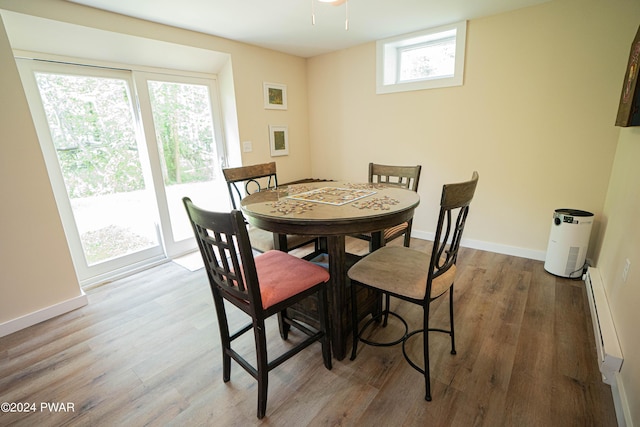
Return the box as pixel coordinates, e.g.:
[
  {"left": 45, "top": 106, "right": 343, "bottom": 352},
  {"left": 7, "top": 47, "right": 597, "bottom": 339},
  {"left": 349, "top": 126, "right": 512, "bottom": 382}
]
[{"left": 68, "top": 0, "right": 551, "bottom": 58}]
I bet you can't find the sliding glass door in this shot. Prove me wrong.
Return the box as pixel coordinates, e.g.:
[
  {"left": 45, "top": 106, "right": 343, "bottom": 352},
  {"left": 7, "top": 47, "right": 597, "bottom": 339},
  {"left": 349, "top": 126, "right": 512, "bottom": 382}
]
[
  {"left": 135, "top": 73, "right": 229, "bottom": 256},
  {"left": 17, "top": 59, "right": 228, "bottom": 285}
]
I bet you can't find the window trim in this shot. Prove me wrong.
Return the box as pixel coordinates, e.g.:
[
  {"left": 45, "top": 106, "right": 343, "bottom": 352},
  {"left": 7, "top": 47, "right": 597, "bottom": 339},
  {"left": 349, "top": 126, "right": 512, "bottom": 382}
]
[{"left": 376, "top": 21, "right": 467, "bottom": 94}]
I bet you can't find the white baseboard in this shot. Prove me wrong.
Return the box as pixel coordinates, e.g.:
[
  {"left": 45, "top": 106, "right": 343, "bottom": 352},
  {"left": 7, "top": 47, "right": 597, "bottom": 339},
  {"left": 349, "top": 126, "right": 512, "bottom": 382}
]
[
  {"left": 411, "top": 230, "right": 547, "bottom": 261},
  {"left": 613, "top": 372, "right": 634, "bottom": 427},
  {"left": 0, "top": 293, "right": 88, "bottom": 338}
]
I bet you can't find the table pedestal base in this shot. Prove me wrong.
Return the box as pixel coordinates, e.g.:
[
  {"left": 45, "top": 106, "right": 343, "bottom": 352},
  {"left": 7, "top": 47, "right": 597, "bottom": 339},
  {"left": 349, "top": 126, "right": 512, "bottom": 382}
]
[{"left": 284, "top": 248, "right": 382, "bottom": 361}]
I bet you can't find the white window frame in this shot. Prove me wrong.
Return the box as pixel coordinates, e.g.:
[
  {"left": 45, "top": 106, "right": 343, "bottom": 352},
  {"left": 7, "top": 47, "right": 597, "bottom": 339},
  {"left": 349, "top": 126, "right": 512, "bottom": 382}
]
[
  {"left": 16, "top": 54, "right": 228, "bottom": 286},
  {"left": 376, "top": 21, "right": 467, "bottom": 95}
]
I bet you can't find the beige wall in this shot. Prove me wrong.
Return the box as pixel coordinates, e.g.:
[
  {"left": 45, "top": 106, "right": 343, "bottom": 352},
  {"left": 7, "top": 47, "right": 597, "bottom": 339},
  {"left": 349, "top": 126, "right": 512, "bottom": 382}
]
[
  {"left": 308, "top": 0, "right": 635, "bottom": 260},
  {"left": 0, "top": 15, "right": 82, "bottom": 325},
  {"left": 230, "top": 46, "right": 311, "bottom": 183},
  {"left": 307, "top": 0, "right": 640, "bottom": 421},
  {"left": 597, "top": 127, "right": 640, "bottom": 422}
]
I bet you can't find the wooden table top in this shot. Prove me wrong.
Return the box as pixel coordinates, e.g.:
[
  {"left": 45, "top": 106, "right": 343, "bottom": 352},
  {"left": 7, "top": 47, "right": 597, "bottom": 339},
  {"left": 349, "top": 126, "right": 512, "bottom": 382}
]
[{"left": 240, "top": 181, "right": 420, "bottom": 236}]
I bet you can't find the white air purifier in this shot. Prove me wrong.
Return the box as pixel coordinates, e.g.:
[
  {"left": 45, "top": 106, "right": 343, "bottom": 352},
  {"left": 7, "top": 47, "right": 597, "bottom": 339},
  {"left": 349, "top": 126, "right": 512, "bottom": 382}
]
[{"left": 544, "top": 209, "right": 594, "bottom": 278}]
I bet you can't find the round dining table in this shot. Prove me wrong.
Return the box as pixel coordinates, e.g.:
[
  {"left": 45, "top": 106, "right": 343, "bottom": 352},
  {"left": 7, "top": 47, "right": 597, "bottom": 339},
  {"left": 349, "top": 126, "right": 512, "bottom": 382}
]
[{"left": 240, "top": 181, "right": 420, "bottom": 360}]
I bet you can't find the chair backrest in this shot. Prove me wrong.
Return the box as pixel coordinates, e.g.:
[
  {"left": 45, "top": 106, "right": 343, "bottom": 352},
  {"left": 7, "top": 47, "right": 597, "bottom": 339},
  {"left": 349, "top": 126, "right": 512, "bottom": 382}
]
[
  {"left": 369, "top": 163, "right": 422, "bottom": 192},
  {"left": 222, "top": 162, "right": 278, "bottom": 209},
  {"left": 427, "top": 171, "right": 479, "bottom": 299},
  {"left": 183, "top": 197, "right": 263, "bottom": 314}
]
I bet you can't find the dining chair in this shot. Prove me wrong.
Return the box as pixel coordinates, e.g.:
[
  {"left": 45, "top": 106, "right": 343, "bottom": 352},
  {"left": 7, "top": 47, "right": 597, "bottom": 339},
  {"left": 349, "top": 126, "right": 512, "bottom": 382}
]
[
  {"left": 222, "top": 162, "right": 319, "bottom": 253},
  {"left": 353, "top": 163, "right": 422, "bottom": 251},
  {"left": 183, "top": 197, "right": 332, "bottom": 419},
  {"left": 348, "top": 171, "right": 479, "bottom": 401},
  {"left": 351, "top": 163, "right": 422, "bottom": 326}
]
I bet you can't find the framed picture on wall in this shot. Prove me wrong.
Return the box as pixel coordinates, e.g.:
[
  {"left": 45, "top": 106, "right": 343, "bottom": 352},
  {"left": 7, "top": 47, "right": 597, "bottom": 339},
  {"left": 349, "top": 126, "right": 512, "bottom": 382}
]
[
  {"left": 264, "top": 82, "right": 287, "bottom": 110},
  {"left": 615, "top": 25, "right": 640, "bottom": 127},
  {"left": 269, "top": 125, "right": 289, "bottom": 156}
]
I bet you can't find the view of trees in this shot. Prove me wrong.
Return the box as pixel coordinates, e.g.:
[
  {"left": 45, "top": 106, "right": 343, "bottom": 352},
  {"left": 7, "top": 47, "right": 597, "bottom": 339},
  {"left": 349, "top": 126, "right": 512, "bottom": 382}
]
[
  {"left": 37, "top": 74, "right": 144, "bottom": 199},
  {"left": 35, "top": 72, "right": 219, "bottom": 264},
  {"left": 399, "top": 38, "right": 456, "bottom": 82},
  {"left": 36, "top": 73, "right": 217, "bottom": 199},
  {"left": 148, "top": 80, "right": 216, "bottom": 186}
]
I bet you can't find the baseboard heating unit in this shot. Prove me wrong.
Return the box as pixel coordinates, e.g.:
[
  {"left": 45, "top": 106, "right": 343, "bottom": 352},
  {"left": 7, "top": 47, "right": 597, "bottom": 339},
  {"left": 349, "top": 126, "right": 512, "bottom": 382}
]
[{"left": 584, "top": 267, "right": 623, "bottom": 385}]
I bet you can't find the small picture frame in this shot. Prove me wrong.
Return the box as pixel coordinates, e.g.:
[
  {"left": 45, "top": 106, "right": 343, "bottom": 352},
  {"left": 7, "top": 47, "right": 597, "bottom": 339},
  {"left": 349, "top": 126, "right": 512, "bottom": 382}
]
[
  {"left": 269, "top": 125, "right": 289, "bottom": 157},
  {"left": 264, "top": 82, "right": 287, "bottom": 110}
]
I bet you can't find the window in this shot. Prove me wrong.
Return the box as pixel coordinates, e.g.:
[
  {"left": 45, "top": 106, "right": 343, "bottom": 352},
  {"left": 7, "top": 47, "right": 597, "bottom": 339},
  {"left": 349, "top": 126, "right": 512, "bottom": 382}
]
[
  {"left": 17, "top": 58, "right": 229, "bottom": 286},
  {"left": 376, "top": 21, "right": 467, "bottom": 94}
]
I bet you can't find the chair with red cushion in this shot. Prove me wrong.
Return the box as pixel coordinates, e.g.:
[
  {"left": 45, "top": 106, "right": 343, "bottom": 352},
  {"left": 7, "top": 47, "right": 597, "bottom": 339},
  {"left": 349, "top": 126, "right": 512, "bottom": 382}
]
[{"left": 183, "top": 197, "right": 332, "bottom": 419}]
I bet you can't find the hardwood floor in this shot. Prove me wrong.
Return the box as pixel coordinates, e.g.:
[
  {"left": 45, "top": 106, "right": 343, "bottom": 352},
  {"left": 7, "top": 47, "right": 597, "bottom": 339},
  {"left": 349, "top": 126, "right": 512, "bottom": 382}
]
[{"left": 0, "top": 238, "right": 618, "bottom": 426}]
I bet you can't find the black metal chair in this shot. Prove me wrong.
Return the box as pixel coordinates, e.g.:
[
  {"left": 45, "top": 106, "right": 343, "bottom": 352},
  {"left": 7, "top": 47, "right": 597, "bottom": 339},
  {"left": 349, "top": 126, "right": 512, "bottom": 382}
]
[
  {"left": 348, "top": 171, "right": 479, "bottom": 401},
  {"left": 183, "top": 197, "right": 332, "bottom": 419},
  {"left": 222, "top": 162, "right": 318, "bottom": 253}
]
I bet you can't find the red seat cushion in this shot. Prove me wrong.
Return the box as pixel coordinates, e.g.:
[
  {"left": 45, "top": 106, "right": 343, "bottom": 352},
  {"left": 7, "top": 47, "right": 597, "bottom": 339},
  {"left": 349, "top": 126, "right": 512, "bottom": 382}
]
[{"left": 255, "top": 250, "right": 330, "bottom": 309}]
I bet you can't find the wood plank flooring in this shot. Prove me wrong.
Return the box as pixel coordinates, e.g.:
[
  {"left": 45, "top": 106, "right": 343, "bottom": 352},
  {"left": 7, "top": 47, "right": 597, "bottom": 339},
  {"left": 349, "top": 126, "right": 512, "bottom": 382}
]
[{"left": 0, "top": 238, "right": 618, "bottom": 426}]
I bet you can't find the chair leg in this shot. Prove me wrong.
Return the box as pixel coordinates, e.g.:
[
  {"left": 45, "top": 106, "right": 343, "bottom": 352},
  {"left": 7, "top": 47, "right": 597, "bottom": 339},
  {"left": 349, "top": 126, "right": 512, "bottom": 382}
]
[
  {"left": 254, "top": 319, "right": 269, "bottom": 419},
  {"left": 318, "top": 287, "right": 332, "bottom": 369},
  {"left": 383, "top": 293, "right": 390, "bottom": 326},
  {"left": 350, "top": 281, "right": 359, "bottom": 361},
  {"left": 212, "top": 292, "right": 232, "bottom": 382},
  {"left": 403, "top": 230, "right": 411, "bottom": 247},
  {"left": 449, "top": 285, "right": 457, "bottom": 355},
  {"left": 277, "top": 311, "right": 291, "bottom": 340},
  {"left": 424, "top": 305, "right": 432, "bottom": 401}
]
